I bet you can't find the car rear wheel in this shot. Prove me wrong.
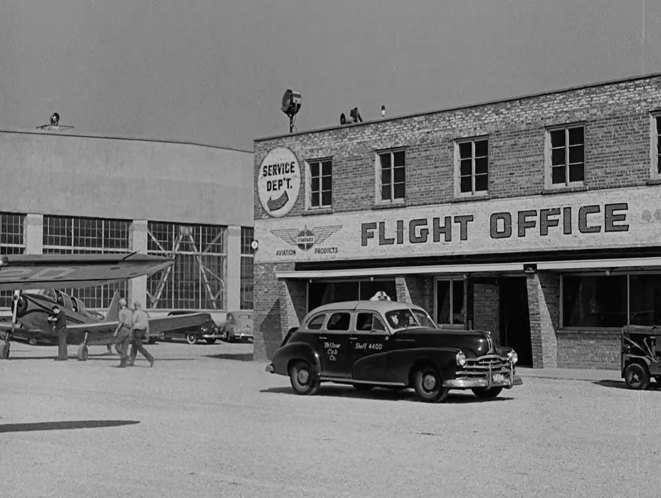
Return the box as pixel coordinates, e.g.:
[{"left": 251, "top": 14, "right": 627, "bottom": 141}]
[
  {"left": 185, "top": 333, "right": 198, "bottom": 345},
  {"left": 413, "top": 366, "right": 449, "bottom": 403},
  {"left": 289, "top": 360, "right": 320, "bottom": 395},
  {"left": 472, "top": 387, "right": 503, "bottom": 399},
  {"left": 77, "top": 344, "right": 88, "bottom": 361},
  {"left": 624, "top": 363, "right": 650, "bottom": 390}
]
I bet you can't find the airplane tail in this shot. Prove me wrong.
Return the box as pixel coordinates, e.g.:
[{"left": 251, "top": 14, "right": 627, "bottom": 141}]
[{"left": 105, "top": 291, "right": 121, "bottom": 322}]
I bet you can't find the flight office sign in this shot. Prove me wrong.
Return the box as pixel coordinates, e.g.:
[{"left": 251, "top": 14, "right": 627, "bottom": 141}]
[
  {"left": 254, "top": 185, "right": 661, "bottom": 263},
  {"left": 258, "top": 147, "right": 301, "bottom": 218}
]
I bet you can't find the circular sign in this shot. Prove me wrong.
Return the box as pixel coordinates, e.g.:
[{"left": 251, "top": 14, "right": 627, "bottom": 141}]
[{"left": 258, "top": 147, "right": 301, "bottom": 217}]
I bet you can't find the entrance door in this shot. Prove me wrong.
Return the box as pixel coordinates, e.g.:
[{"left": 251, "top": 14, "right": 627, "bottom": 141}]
[
  {"left": 499, "top": 277, "right": 533, "bottom": 366},
  {"left": 317, "top": 311, "right": 351, "bottom": 378}
]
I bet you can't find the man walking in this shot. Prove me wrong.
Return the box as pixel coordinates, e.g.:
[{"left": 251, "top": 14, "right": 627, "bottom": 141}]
[
  {"left": 48, "top": 305, "right": 68, "bottom": 361},
  {"left": 112, "top": 297, "right": 133, "bottom": 367},
  {"left": 128, "top": 301, "right": 154, "bottom": 367}
]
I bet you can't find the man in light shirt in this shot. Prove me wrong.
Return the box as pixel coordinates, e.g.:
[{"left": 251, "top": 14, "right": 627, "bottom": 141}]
[
  {"left": 112, "top": 298, "right": 133, "bottom": 368},
  {"left": 128, "top": 300, "right": 154, "bottom": 367}
]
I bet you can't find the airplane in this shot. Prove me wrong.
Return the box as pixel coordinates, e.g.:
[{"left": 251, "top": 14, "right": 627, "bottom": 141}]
[{"left": 0, "top": 252, "right": 214, "bottom": 360}]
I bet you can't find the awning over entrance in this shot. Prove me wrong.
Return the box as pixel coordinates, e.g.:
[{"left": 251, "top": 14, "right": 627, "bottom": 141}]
[{"left": 275, "top": 256, "right": 661, "bottom": 279}]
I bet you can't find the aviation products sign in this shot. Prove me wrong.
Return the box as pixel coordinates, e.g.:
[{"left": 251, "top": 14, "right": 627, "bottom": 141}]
[{"left": 258, "top": 147, "right": 301, "bottom": 218}]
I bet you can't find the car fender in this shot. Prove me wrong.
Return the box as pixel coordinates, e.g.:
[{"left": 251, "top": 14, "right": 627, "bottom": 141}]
[
  {"left": 353, "top": 347, "right": 461, "bottom": 384},
  {"left": 271, "top": 341, "right": 321, "bottom": 377}
]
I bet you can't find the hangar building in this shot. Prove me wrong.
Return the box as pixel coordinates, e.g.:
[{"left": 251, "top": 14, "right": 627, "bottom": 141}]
[
  {"left": 253, "top": 73, "right": 661, "bottom": 369},
  {"left": 0, "top": 130, "right": 254, "bottom": 321}
]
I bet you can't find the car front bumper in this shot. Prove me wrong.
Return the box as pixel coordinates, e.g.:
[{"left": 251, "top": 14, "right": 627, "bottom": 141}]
[{"left": 443, "top": 374, "right": 523, "bottom": 389}]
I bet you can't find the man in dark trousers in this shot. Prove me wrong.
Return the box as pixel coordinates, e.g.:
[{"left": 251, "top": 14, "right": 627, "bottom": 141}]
[
  {"left": 48, "top": 305, "right": 68, "bottom": 361},
  {"left": 128, "top": 301, "right": 154, "bottom": 367}
]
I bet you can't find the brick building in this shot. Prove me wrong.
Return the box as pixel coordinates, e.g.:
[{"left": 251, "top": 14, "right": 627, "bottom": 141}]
[{"left": 252, "top": 73, "right": 661, "bottom": 369}]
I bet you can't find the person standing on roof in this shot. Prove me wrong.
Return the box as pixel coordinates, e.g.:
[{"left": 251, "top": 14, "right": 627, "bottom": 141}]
[
  {"left": 128, "top": 301, "right": 154, "bottom": 367},
  {"left": 112, "top": 297, "right": 133, "bottom": 368}
]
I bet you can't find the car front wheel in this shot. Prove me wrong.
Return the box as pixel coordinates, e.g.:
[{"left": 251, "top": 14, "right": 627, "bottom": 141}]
[
  {"left": 185, "top": 333, "right": 198, "bottom": 345},
  {"left": 624, "top": 363, "right": 650, "bottom": 390},
  {"left": 413, "top": 366, "right": 449, "bottom": 403},
  {"left": 289, "top": 360, "right": 320, "bottom": 395},
  {"left": 472, "top": 387, "right": 503, "bottom": 399}
]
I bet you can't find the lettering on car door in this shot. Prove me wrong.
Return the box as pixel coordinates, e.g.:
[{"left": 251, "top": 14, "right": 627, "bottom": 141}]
[{"left": 317, "top": 311, "right": 351, "bottom": 377}]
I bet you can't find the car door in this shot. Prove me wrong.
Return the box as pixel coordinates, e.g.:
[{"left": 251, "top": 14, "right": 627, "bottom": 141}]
[
  {"left": 317, "top": 310, "right": 352, "bottom": 378},
  {"left": 348, "top": 312, "right": 393, "bottom": 382}
]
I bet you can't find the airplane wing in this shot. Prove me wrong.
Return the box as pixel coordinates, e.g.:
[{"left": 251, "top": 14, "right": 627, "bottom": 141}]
[{"left": 0, "top": 252, "right": 173, "bottom": 291}]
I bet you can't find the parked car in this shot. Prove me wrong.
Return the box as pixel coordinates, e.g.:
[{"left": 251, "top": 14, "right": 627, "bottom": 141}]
[
  {"left": 161, "top": 310, "right": 222, "bottom": 344},
  {"left": 222, "top": 311, "right": 254, "bottom": 342},
  {"left": 621, "top": 325, "right": 661, "bottom": 389},
  {"left": 266, "top": 300, "right": 522, "bottom": 402}
]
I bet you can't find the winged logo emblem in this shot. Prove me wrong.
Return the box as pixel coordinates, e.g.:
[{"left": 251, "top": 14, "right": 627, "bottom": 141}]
[{"left": 271, "top": 225, "right": 342, "bottom": 251}]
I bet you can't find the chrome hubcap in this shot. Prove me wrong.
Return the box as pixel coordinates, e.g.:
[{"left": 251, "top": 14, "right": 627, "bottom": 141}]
[
  {"left": 422, "top": 374, "right": 437, "bottom": 391},
  {"left": 297, "top": 369, "right": 309, "bottom": 384}
]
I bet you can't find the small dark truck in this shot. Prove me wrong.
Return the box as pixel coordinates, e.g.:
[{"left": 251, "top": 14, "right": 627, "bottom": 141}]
[
  {"left": 621, "top": 325, "right": 661, "bottom": 390},
  {"left": 266, "top": 300, "right": 522, "bottom": 402}
]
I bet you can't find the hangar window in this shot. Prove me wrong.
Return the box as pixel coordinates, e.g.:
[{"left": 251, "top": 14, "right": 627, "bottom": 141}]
[
  {"left": 546, "top": 125, "right": 584, "bottom": 188},
  {"left": 455, "top": 138, "right": 488, "bottom": 196},
  {"left": 0, "top": 212, "right": 26, "bottom": 308},
  {"left": 435, "top": 278, "right": 465, "bottom": 326},
  {"left": 376, "top": 149, "right": 406, "bottom": 203},
  {"left": 562, "top": 273, "right": 661, "bottom": 327},
  {"left": 651, "top": 113, "right": 661, "bottom": 179},
  {"left": 308, "top": 158, "right": 332, "bottom": 209},
  {"left": 147, "top": 222, "right": 226, "bottom": 310},
  {"left": 42, "top": 215, "right": 130, "bottom": 308},
  {"left": 240, "top": 226, "right": 254, "bottom": 310}
]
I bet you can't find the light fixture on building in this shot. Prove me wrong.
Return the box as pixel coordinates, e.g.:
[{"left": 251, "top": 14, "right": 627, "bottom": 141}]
[
  {"left": 250, "top": 240, "right": 259, "bottom": 251},
  {"left": 281, "top": 89, "right": 302, "bottom": 133},
  {"left": 523, "top": 263, "right": 537, "bottom": 274},
  {"left": 381, "top": 105, "right": 386, "bottom": 117}
]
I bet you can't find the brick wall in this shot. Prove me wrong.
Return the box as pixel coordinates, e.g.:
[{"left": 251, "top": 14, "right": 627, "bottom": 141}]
[
  {"left": 253, "top": 74, "right": 661, "bottom": 367},
  {"left": 473, "top": 282, "right": 499, "bottom": 336},
  {"left": 557, "top": 332, "right": 621, "bottom": 370}
]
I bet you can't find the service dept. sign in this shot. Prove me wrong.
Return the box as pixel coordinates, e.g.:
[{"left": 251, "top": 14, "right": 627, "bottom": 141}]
[{"left": 258, "top": 147, "right": 301, "bottom": 217}]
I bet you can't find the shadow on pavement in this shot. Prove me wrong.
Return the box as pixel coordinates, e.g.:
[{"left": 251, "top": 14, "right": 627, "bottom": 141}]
[
  {"left": 204, "top": 353, "right": 254, "bottom": 362},
  {"left": 594, "top": 379, "right": 660, "bottom": 390},
  {"left": 261, "top": 385, "right": 513, "bottom": 404},
  {"left": 0, "top": 420, "right": 140, "bottom": 433}
]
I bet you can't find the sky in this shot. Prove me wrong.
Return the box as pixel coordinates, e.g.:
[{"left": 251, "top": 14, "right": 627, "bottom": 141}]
[{"left": 1, "top": 0, "right": 660, "bottom": 152}]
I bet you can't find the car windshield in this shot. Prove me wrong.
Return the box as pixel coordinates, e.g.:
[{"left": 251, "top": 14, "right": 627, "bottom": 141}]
[
  {"left": 385, "top": 309, "right": 422, "bottom": 330},
  {"left": 412, "top": 309, "right": 437, "bottom": 329}
]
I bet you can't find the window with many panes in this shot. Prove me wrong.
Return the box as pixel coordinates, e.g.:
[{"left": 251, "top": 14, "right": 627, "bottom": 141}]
[
  {"left": 147, "top": 222, "right": 226, "bottom": 310},
  {"left": 42, "top": 215, "right": 129, "bottom": 308},
  {"left": 456, "top": 138, "right": 488, "bottom": 196},
  {"left": 547, "top": 125, "right": 584, "bottom": 187},
  {"left": 240, "top": 226, "right": 254, "bottom": 310},
  {"left": 651, "top": 114, "right": 661, "bottom": 178},
  {"left": 308, "top": 158, "right": 332, "bottom": 209},
  {"left": 377, "top": 149, "right": 405, "bottom": 203},
  {"left": 435, "top": 278, "right": 464, "bottom": 326},
  {"left": 0, "top": 213, "right": 25, "bottom": 308}
]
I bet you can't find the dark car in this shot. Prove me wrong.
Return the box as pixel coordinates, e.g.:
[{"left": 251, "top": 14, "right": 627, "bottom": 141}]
[
  {"left": 621, "top": 325, "right": 661, "bottom": 389},
  {"left": 266, "top": 300, "right": 522, "bottom": 403},
  {"left": 162, "top": 310, "right": 222, "bottom": 344},
  {"left": 222, "top": 311, "right": 253, "bottom": 342}
]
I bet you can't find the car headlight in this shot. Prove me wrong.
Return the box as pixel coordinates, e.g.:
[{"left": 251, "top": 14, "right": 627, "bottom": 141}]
[
  {"left": 508, "top": 350, "right": 518, "bottom": 365},
  {"left": 455, "top": 350, "right": 467, "bottom": 367}
]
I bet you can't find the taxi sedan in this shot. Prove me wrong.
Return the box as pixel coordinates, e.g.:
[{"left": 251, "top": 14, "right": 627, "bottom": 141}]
[{"left": 266, "top": 300, "right": 522, "bottom": 403}]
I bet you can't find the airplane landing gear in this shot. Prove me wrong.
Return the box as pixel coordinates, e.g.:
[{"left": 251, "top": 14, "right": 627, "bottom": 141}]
[
  {"left": 77, "top": 344, "right": 88, "bottom": 361},
  {"left": 77, "top": 331, "right": 89, "bottom": 361},
  {"left": 0, "top": 341, "right": 9, "bottom": 359}
]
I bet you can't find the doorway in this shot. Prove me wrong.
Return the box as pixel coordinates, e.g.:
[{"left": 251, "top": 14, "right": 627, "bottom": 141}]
[{"left": 499, "top": 277, "right": 533, "bottom": 367}]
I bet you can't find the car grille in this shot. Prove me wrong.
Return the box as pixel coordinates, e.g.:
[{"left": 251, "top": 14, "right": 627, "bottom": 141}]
[{"left": 461, "top": 355, "right": 511, "bottom": 377}]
